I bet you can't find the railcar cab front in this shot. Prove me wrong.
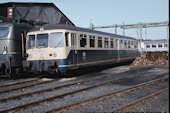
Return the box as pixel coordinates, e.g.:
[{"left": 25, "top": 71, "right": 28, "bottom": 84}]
[{"left": 24, "top": 28, "right": 72, "bottom": 74}]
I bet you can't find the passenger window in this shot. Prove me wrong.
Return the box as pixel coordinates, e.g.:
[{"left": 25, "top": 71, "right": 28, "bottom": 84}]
[
  {"left": 104, "top": 38, "right": 109, "bottom": 48},
  {"left": 146, "top": 45, "right": 150, "bottom": 48},
  {"left": 98, "top": 37, "right": 102, "bottom": 48},
  {"left": 90, "top": 35, "right": 95, "bottom": 47},
  {"left": 65, "top": 32, "right": 69, "bottom": 47},
  {"left": 120, "top": 40, "right": 124, "bottom": 48},
  {"left": 158, "top": 44, "right": 162, "bottom": 48},
  {"left": 128, "top": 41, "right": 130, "bottom": 48},
  {"left": 80, "top": 34, "right": 87, "bottom": 47},
  {"left": 134, "top": 42, "right": 137, "bottom": 48},
  {"left": 152, "top": 44, "right": 156, "bottom": 48},
  {"left": 124, "top": 40, "right": 127, "bottom": 48},
  {"left": 131, "top": 41, "right": 134, "bottom": 48},
  {"left": 37, "top": 34, "right": 48, "bottom": 48},
  {"left": 49, "top": 32, "right": 64, "bottom": 48},
  {"left": 110, "top": 38, "right": 114, "bottom": 48},
  {"left": 136, "top": 42, "right": 138, "bottom": 48}
]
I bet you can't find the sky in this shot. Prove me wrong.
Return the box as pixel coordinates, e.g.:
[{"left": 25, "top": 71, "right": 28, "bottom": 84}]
[{"left": 0, "top": 0, "right": 169, "bottom": 40}]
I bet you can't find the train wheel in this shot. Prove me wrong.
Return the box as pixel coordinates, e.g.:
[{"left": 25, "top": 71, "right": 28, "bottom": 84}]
[
  {"left": 1, "top": 64, "right": 6, "bottom": 75},
  {"left": 5, "top": 67, "right": 11, "bottom": 78},
  {"left": 5, "top": 67, "right": 20, "bottom": 78},
  {"left": 15, "top": 68, "right": 22, "bottom": 78},
  {"left": 58, "top": 70, "right": 67, "bottom": 76}
]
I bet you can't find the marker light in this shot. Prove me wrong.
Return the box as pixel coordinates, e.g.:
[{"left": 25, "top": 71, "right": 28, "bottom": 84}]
[{"left": 2, "top": 46, "right": 7, "bottom": 50}]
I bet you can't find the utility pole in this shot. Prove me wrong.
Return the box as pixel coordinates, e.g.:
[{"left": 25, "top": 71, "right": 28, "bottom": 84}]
[
  {"left": 167, "top": 22, "right": 169, "bottom": 66},
  {"left": 122, "top": 22, "right": 125, "bottom": 36},
  {"left": 140, "top": 22, "right": 143, "bottom": 53},
  {"left": 90, "top": 21, "right": 169, "bottom": 53},
  {"left": 167, "top": 23, "right": 169, "bottom": 52},
  {"left": 114, "top": 24, "right": 117, "bottom": 34},
  {"left": 90, "top": 19, "right": 94, "bottom": 30}
]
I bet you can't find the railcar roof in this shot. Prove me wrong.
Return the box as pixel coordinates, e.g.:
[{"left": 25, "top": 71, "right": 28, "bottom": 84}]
[
  {"left": 143, "top": 39, "right": 167, "bottom": 44},
  {"left": 30, "top": 24, "right": 136, "bottom": 40}
]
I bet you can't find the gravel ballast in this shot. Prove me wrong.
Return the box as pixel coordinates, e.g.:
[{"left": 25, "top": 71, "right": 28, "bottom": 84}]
[{"left": 0, "top": 65, "right": 169, "bottom": 113}]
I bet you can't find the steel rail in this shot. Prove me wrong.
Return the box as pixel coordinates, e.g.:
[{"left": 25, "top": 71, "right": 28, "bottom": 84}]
[
  {"left": 0, "top": 79, "right": 4, "bottom": 82},
  {"left": 0, "top": 64, "right": 155, "bottom": 93},
  {"left": 111, "top": 88, "right": 169, "bottom": 113},
  {"left": 0, "top": 78, "right": 58, "bottom": 94},
  {"left": 0, "top": 70, "right": 141, "bottom": 102},
  {"left": 0, "top": 76, "right": 43, "bottom": 88},
  {"left": 0, "top": 74, "right": 168, "bottom": 113},
  {"left": 0, "top": 66, "right": 148, "bottom": 101},
  {"left": 44, "top": 75, "right": 169, "bottom": 113}
]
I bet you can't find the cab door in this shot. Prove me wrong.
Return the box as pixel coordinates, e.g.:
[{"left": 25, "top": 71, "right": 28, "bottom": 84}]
[
  {"left": 115, "top": 39, "right": 120, "bottom": 60},
  {"left": 71, "top": 33, "right": 78, "bottom": 65}
]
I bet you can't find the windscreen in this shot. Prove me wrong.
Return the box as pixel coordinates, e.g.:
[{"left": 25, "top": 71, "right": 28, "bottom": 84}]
[
  {"left": 28, "top": 35, "right": 35, "bottom": 49},
  {"left": 49, "top": 32, "right": 64, "bottom": 48},
  {"left": 37, "top": 34, "right": 48, "bottom": 48},
  {"left": 0, "top": 27, "right": 9, "bottom": 39}
]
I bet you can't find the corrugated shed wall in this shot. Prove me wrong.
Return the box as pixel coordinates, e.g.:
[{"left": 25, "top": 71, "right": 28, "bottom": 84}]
[{"left": 0, "top": 2, "right": 75, "bottom": 26}]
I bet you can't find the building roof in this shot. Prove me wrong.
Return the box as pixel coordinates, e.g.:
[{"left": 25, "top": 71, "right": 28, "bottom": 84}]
[{"left": 0, "top": 2, "right": 75, "bottom": 26}]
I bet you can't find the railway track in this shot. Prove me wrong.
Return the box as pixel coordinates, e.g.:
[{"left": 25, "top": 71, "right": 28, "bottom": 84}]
[
  {"left": 0, "top": 65, "right": 161, "bottom": 102},
  {"left": 0, "top": 65, "right": 168, "bottom": 112},
  {"left": 0, "top": 79, "right": 4, "bottom": 82},
  {"left": 0, "top": 72, "right": 142, "bottom": 102},
  {"left": 0, "top": 75, "right": 44, "bottom": 88},
  {"left": 111, "top": 88, "right": 169, "bottom": 112},
  {"left": 44, "top": 75, "right": 168, "bottom": 113},
  {"left": 0, "top": 72, "right": 168, "bottom": 113},
  {"left": 0, "top": 65, "right": 149, "bottom": 95},
  {"left": 0, "top": 77, "right": 59, "bottom": 94}
]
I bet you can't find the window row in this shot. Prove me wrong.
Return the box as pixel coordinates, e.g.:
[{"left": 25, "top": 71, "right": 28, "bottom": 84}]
[
  {"left": 79, "top": 33, "right": 138, "bottom": 49},
  {"left": 146, "top": 43, "right": 168, "bottom": 48},
  {"left": 27, "top": 32, "right": 138, "bottom": 49},
  {"left": 27, "top": 32, "right": 64, "bottom": 49}
]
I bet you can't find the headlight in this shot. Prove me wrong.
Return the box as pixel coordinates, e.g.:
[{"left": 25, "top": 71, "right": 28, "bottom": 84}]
[
  {"left": 2, "top": 46, "right": 7, "bottom": 54},
  {"left": 3, "top": 51, "right": 7, "bottom": 55}
]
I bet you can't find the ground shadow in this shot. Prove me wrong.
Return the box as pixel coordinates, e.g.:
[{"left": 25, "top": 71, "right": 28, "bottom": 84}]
[{"left": 0, "top": 60, "right": 133, "bottom": 80}]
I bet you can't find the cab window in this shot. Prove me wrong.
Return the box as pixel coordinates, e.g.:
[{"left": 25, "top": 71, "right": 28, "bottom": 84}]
[
  {"left": 37, "top": 34, "right": 48, "bottom": 48},
  {"left": 28, "top": 35, "right": 35, "bottom": 49},
  {"left": 0, "top": 27, "right": 9, "bottom": 39},
  {"left": 49, "top": 32, "right": 64, "bottom": 47}
]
